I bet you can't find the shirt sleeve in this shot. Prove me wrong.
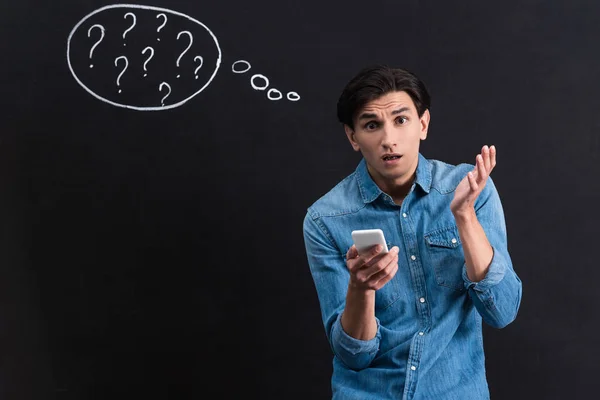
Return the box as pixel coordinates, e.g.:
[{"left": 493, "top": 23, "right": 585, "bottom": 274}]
[
  {"left": 461, "top": 177, "right": 523, "bottom": 329},
  {"left": 303, "top": 211, "right": 381, "bottom": 370}
]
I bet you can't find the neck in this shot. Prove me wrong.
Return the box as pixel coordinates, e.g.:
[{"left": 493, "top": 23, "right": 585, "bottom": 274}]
[
  {"left": 388, "top": 181, "right": 412, "bottom": 204},
  {"left": 368, "top": 169, "right": 416, "bottom": 200},
  {"left": 366, "top": 156, "right": 419, "bottom": 201}
]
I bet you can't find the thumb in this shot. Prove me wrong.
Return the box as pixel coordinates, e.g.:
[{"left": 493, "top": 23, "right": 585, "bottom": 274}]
[{"left": 347, "top": 245, "right": 358, "bottom": 260}]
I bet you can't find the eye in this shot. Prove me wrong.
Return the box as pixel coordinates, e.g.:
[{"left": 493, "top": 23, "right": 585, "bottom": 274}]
[
  {"left": 364, "top": 121, "right": 379, "bottom": 130},
  {"left": 396, "top": 116, "right": 408, "bottom": 125}
]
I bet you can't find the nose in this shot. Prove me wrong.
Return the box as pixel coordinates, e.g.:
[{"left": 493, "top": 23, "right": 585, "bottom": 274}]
[{"left": 381, "top": 125, "right": 397, "bottom": 150}]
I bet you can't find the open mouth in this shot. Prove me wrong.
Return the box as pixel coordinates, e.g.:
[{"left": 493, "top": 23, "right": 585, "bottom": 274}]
[{"left": 382, "top": 154, "right": 402, "bottom": 161}]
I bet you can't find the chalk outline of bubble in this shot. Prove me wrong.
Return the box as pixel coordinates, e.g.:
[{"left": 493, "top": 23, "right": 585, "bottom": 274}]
[
  {"left": 267, "top": 88, "right": 282, "bottom": 101},
  {"left": 66, "top": 4, "right": 222, "bottom": 111},
  {"left": 287, "top": 92, "right": 300, "bottom": 101},
  {"left": 251, "top": 74, "right": 269, "bottom": 91},
  {"left": 232, "top": 60, "right": 251, "bottom": 73}
]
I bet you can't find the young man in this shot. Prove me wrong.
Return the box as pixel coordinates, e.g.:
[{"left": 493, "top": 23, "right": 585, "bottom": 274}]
[{"left": 302, "top": 65, "right": 522, "bottom": 400}]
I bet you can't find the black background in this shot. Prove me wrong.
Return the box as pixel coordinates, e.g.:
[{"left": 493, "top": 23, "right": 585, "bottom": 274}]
[{"left": 2, "top": 0, "right": 599, "bottom": 399}]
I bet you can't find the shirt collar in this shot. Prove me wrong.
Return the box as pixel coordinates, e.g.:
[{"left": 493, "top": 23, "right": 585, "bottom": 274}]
[{"left": 355, "top": 153, "right": 432, "bottom": 204}]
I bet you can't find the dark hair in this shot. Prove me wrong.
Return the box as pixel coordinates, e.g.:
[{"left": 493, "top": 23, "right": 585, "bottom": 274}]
[{"left": 336, "top": 65, "right": 431, "bottom": 130}]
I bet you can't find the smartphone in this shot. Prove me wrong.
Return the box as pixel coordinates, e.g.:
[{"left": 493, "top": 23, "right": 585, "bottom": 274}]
[{"left": 351, "top": 229, "right": 389, "bottom": 256}]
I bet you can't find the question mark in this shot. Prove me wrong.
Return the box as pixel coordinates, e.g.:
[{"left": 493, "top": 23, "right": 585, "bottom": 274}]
[
  {"left": 194, "top": 56, "right": 203, "bottom": 80},
  {"left": 122, "top": 12, "right": 136, "bottom": 46},
  {"left": 87, "top": 24, "right": 105, "bottom": 68},
  {"left": 159, "top": 82, "right": 171, "bottom": 106},
  {"left": 156, "top": 13, "right": 167, "bottom": 41},
  {"left": 142, "top": 47, "right": 154, "bottom": 77},
  {"left": 115, "top": 56, "right": 128, "bottom": 93},
  {"left": 176, "top": 31, "right": 193, "bottom": 79}
]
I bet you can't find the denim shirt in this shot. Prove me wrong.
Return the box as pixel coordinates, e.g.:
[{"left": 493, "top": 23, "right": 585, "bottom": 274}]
[{"left": 303, "top": 154, "right": 522, "bottom": 400}]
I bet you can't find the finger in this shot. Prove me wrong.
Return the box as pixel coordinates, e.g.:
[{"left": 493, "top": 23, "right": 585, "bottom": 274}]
[
  {"left": 481, "top": 145, "right": 491, "bottom": 171},
  {"left": 361, "top": 246, "right": 399, "bottom": 280},
  {"left": 468, "top": 171, "right": 479, "bottom": 192},
  {"left": 346, "top": 245, "right": 358, "bottom": 260},
  {"left": 470, "top": 162, "right": 479, "bottom": 181},
  {"left": 360, "top": 244, "right": 385, "bottom": 266},
  {"left": 372, "top": 259, "right": 399, "bottom": 290},
  {"left": 476, "top": 154, "right": 488, "bottom": 182},
  {"left": 364, "top": 252, "right": 398, "bottom": 287},
  {"left": 489, "top": 145, "right": 497, "bottom": 171},
  {"left": 346, "top": 246, "right": 365, "bottom": 273}
]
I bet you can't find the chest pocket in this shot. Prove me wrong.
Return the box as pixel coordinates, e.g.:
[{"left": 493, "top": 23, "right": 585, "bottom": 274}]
[{"left": 424, "top": 225, "right": 466, "bottom": 292}]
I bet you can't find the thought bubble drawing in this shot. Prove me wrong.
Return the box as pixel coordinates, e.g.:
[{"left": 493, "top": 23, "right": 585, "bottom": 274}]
[
  {"left": 67, "top": 4, "right": 221, "bottom": 111},
  {"left": 251, "top": 74, "right": 269, "bottom": 91},
  {"left": 232, "top": 60, "right": 251, "bottom": 74},
  {"left": 268, "top": 89, "right": 282, "bottom": 100},
  {"left": 67, "top": 4, "right": 299, "bottom": 111},
  {"left": 287, "top": 92, "right": 300, "bottom": 101}
]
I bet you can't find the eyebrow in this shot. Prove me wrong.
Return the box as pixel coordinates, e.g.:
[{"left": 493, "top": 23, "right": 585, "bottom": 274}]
[{"left": 357, "top": 107, "right": 411, "bottom": 121}]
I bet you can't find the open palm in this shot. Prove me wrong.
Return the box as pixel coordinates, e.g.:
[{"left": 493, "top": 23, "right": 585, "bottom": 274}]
[{"left": 450, "top": 145, "right": 497, "bottom": 214}]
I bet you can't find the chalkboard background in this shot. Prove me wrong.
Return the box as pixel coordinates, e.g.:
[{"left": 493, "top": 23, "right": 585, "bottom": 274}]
[{"left": 2, "top": 0, "right": 599, "bottom": 399}]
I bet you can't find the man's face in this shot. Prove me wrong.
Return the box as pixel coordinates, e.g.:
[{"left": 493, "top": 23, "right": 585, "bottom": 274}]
[{"left": 344, "top": 90, "right": 430, "bottom": 190}]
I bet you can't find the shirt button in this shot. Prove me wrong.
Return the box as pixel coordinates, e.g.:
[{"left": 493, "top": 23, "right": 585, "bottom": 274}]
[
  {"left": 419, "top": 332, "right": 424, "bottom": 336},
  {"left": 411, "top": 366, "right": 416, "bottom": 371},
  {"left": 402, "top": 213, "right": 407, "bottom": 218},
  {"left": 451, "top": 238, "right": 457, "bottom": 244},
  {"left": 419, "top": 297, "right": 425, "bottom": 303},
  {"left": 411, "top": 255, "right": 416, "bottom": 261}
]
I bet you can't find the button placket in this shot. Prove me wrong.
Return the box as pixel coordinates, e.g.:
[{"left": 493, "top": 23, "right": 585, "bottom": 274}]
[{"left": 399, "top": 203, "right": 428, "bottom": 393}]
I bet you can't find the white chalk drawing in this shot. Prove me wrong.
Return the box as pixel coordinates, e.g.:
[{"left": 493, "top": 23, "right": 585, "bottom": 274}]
[
  {"left": 287, "top": 92, "right": 300, "bottom": 101},
  {"left": 67, "top": 4, "right": 221, "bottom": 111},
  {"left": 87, "top": 24, "right": 105, "bottom": 68},
  {"left": 194, "top": 56, "right": 203, "bottom": 79},
  {"left": 233, "top": 60, "right": 301, "bottom": 101},
  {"left": 114, "top": 55, "right": 128, "bottom": 93},
  {"left": 232, "top": 60, "right": 251, "bottom": 74},
  {"left": 122, "top": 12, "right": 136, "bottom": 46},
  {"left": 267, "top": 88, "right": 282, "bottom": 101},
  {"left": 156, "top": 13, "right": 167, "bottom": 41},
  {"left": 141, "top": 46, "right": 154, "bottom": 77},
  {"left": 67, "top": 4, "right": 300, "bottom": 111},
  {"left": 176, "top": 31, "right": 193, "bottom": 79},
  {"left": 251, "top": 74, "right": 269, "bottom": 90},
  {"left": 159, "top": 82, "right": 171, "bottom": 106}
]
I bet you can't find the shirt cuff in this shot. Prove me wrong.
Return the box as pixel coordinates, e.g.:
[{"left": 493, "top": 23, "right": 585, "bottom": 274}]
[
  {"left": 462, "top": 246, "right": 507, "bottom": 292},
  {"left": 331, "top": 312, "right": 381, "bottom": 356}
]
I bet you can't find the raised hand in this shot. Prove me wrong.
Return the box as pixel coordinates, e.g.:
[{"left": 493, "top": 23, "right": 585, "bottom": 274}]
[{"left": 450, "top": 145, "right": 497, "bottom": 216}]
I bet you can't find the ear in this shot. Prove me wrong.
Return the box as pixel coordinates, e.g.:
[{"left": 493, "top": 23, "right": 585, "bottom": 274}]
[
  {"left": 344, "top": 124, "right": 360, "bottom": 151},
  {"left": 419, "top": 109, "right": 430, "bottom": 141}
]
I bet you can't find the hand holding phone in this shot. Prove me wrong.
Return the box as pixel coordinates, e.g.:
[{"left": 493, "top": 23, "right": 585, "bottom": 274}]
[{"left": 347, "top": 229, "right": 399, "bottom": 293}]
